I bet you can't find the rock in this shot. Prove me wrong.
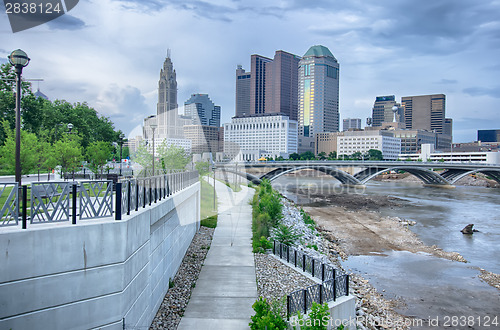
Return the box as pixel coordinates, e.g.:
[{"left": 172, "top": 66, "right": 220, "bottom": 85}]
[{"left": 461, "top": 224, "right": 475, "bottom": 234}]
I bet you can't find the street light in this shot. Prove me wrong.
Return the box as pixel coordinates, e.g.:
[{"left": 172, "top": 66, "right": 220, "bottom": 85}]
[
  {"left": 67, "top": 123, "right": 73, "bottom": 133},
  {"left": 150, "top": 123, "right": 157, "bottom": 176},
  {"left": 9, "top": 49, "right": 30, "bottom": 185}
]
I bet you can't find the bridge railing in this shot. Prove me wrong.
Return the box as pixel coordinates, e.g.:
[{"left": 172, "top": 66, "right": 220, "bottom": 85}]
[{"left": 0, "top": 171, "right": 199, "bottom": 228}]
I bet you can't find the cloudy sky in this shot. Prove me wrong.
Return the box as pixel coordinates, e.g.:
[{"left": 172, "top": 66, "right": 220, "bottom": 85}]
[{"left": 1, "top": 0, "right": 499, "bottom": 142}]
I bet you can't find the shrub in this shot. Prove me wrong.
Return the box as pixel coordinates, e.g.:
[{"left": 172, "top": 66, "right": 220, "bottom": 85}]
[
  {"left": 274, "top": 224, "right": 301, "bottom": 246},
  {"left": 249, "top": 297, "right": 288, "bottom": 330},
  {"left": 295, "top": 302, "right": 330, "bottom": 330}
]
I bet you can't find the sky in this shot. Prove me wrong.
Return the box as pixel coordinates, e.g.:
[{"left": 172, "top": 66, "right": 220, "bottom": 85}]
[{"left": 1, "top": 0, "right": 499, "bottom": 143}]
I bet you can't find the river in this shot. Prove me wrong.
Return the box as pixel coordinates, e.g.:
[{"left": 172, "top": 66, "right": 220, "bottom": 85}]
[{"left": 273, "top": 176, "right": 500, "bottom": 329}]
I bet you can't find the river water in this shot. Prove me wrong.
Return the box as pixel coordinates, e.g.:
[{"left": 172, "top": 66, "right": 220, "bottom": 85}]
[{"left": 273, "top": 176, "right": 500, "bottom": 329}]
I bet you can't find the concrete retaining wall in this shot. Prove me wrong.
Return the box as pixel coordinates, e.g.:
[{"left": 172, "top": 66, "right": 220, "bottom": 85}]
[{"left": 0, "top": 182, "right": 200, "bottom": 330}]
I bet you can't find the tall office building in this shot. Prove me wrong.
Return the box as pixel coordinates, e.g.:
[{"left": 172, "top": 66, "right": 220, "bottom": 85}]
[
  {"left": 298, "top": 45, "right": 340, "bottom": 152},
  {"left": 236, "top": 50, "right": 300, "bottom": 119},
  {"left": 236, "top": 65, "right": 251, "bottom": 117},
  {"left": 401, "top": 94, "right": 446, "bottom": 134},
  {"left": 343, "top": 118, "right": 362, "bottom": 131},
  {"left": 371, "top": 95, "right": 404, "bottom": 127},
  {"left": 184, "top": 94, "right": 221, "bottom": 127}
]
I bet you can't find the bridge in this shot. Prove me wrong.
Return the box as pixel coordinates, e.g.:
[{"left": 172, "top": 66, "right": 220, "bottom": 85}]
[{"left": 214, "top": 161, "right": 500, "bottom": 186}]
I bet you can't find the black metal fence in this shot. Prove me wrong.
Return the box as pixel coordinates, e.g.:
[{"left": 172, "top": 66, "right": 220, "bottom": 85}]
[
  {"left": 0, "top": 171, "right": 199, "bottom": 228},
  {"left": 272, "top": 240, "right": 349, "bottom": 317}
]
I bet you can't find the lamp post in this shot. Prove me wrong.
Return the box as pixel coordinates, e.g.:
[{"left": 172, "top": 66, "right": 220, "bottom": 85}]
[
  {"left": 119, "top": 133, "right": 125, "bottom": 176},
  {"left": 9, "top": 49, "right": 30, "bottom": 185},
  {"left": 150, "top": 123, "right": 157, "bottom": 176},
  {"left": 67, "top": 123, "right": 73, "bottom": 134}
]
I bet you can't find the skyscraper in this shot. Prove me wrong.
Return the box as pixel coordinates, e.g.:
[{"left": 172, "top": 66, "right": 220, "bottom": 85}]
[
  {"left": 401, "top": 94, "right": 445, "bottom": 134},
  {"left": 371, "top": 95, "right": 404, "bottom": 127},
  {"left": 250, "top": 54, "right": 272, "bottom": 116},
  {"left": 184, "top": 94, "right": 221, "bottom": 127},
  {"left": 298, "top": 45, "right": 340, "bottom": 152},
  {"left": 236, "top": 50, "right": 300, "bottom": 119},
  {"left": 155, "top": 53, "right": 183, "bottom": 138},
  {"left": 235, "top": 65, "right": 251, "bottom": 117}
]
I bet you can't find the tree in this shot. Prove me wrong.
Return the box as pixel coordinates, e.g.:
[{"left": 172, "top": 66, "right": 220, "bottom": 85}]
[
  {"left": 158, "top": 142, "right": 190, "bottom": 171},
  {"left": 317, "top": 151, "right": 327, "bottom": 160},
  {"left": 195, "top": 161, "right": 210, "bottom": 177},
  {"left": 367, "top": 149, "right": 383, "bottom": 160},
  {"left": 289, "top": 152, "right": 300, "bottom": 160},
  {"left": 0, "top": 120, "right": 39, "bottom": 175},
  {"left": 86, "top": 141, "right": 113, "bottom": 177},
  {"left": 327, "top": 151, "right": 337, "bottom": 160},
  {"left": 300, "top": 151, "right": 315, "bottom": 160},
  {"left": 49, "top": 135, "right": 83, "bottom": 179},
  {"left": 131, "top": 143, "right": 152, "bottom": 175}
]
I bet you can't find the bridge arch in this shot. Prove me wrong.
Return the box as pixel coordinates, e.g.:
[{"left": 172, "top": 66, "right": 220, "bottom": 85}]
[
  {"left": 261, "top": 165, "right": 361, "bottom": 185},
  {"left": 441, "top": 168, "right": 500, "bottom": 184},
  {"left": 356, "top": 166, "right": 452, "bottom": 185}
]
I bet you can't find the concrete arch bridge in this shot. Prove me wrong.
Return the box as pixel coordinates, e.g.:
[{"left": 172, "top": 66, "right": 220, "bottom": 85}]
[{"left": 214, "top": 161, "right": 500, "bottom": 187}]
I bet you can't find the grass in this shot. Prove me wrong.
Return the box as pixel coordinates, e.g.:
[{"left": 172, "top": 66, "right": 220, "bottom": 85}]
[
  {"left": 200, "top": 215, "right": 217, "bottom": 228},
  {"left": 200, "top": 178, "right": 217, "bottom": 220}
]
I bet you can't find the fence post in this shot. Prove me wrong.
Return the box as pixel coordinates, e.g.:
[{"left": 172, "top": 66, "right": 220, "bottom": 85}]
[
  {"left": 287, "top": 246, "right": 290, "bottom": 262},
  {"left": 333, "top": 277, "right": 337, "bottom": 301},
  {"left": 143, "top": 185, "right": 146, "bottom": 208},
  {"left": 127, "top": 181, "right": 131, "bottom": 215},
  {"left": 72, "top": 183, "right": 77, "bottom": 225},
  {"left": 294, "top": 250, "right": 297, "bottom": 267},
  {"left": 273, "top": 240, "right": 276, "bottom": 255},
  {"left": 115, "top": 182, "right": 122, "bottom": 220},
  {"left": 319, "top": 283, "right": 323, "bottom": 304},
  {"left": 302, "top": 254, "right": 306, "bottom": 272},
  {"left": 279, "top": 242, "right": 282, "bottom": 259},
  {"left": 149, "top": 179, "right": 152, "bottom": 206},
  {"left": 22, "top": 185, "right": 27, "bottom": 229},
  {"left": 346, "top": 274, "right": 350, "bottom": 296},
  {"left": 312, "top": 259, "right": 315, "bottom": 277},
  {"left": 287, "top": 295, "right": 291, "bottom": 320},
  {"left": 303, "top": 289, "right": 307, "bottom": 315},
  {"left": 135, "top": 181, "right": 139, "bottom": 212},
  {"left": 321, "top": 264, "right": 325, "bottom": 282}
]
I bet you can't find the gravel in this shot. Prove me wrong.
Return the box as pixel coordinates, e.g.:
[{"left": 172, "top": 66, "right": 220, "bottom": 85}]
[{"left": 150, "top": 226, "right": 214, "bottom": 330}]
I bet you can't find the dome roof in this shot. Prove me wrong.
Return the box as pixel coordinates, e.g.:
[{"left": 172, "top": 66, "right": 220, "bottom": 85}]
[
  {"left": 303, "top": 45, "right": 336, "bottom": 60},
  {"left": 34, "top": 88, "right": 49, "bottom": 100}
]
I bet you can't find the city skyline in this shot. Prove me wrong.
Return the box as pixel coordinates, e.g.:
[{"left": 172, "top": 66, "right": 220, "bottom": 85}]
[{"left": 1, "top": 1, "right": 499, "bottom": 143}]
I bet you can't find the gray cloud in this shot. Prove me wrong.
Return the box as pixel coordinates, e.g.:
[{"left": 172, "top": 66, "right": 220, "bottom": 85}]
[
  {"left": 437, "top": 79, "right": 458, "bottom": 84},
  {"left": 46, "top": 14, "right": 86, "bottom": 30},
  {"left": 463, "top": 87, "right": 500, "bottom": 98}
]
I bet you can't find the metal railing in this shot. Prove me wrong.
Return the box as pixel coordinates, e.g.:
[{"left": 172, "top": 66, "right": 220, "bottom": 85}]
[
  {"left": 272, "top": 240, "right": 349, "bottom": 317},
  {"left": 0, "top": 171, "right": 199, "bottom": 228}
]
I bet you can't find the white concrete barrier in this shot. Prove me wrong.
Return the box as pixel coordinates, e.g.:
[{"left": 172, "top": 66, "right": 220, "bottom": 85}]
[{"left": 0, "top": 182, "right": 200, "bottom": 330}]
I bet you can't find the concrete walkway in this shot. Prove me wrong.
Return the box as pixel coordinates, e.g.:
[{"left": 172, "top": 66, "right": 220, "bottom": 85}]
[{"left": 178, "top": 179, "right": 257, "bottom": 330}]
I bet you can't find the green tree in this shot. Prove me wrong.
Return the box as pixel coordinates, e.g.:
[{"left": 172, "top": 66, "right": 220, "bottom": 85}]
[
  {"left": 300, "top": 151, "right": 316, "bottom": 160},
  {"left": 317, "top": 151, "right": 327, "bottom": 160},
  {"left": 195, "top": 161, "right": 210, "bottom": 177},
  {"left": 158, "top": 142, "right": 190, "bottom": 171},
  {"left": 289, "top": 152, "right": 300, "bottom": 160},
  {"left": 131, "top": 143, "right": 152, "bottom": 175},
  {"left": 86, "top": 141, "right": 113, "bottom": 177},
  {"left": 367, "top": 149, "right": 383, "bottom": 160},
  {"left": 0, "top": 120, "right": 39, "bottom": 175},
  {"left": 327, "top": 151, "right": 337, "bottom": 160},
  {"left": 50, "top": 135, "right": 83, "bottom": 179}
]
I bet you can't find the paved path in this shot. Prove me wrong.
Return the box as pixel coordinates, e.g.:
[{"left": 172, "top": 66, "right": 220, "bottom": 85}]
[{"left": 178, "top": 179, "right": 256, "bottom": 330}]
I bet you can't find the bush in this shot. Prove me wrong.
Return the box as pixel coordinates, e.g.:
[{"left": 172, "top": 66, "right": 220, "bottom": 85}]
[
  {"left": 274, "top": 224, "right": 301, "bottom": 246},
  {"left": 295, "top": 302, "right": 330, "bottom": 330},
  {"left": 249, "top": 297, "right": 288, "bottom": 330}
]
